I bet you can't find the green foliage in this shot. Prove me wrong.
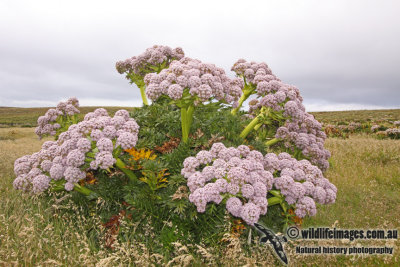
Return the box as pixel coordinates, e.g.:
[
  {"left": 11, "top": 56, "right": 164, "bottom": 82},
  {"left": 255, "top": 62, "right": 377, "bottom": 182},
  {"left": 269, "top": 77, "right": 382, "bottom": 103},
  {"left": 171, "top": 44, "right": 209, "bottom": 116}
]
[
  {"left": 258, "top": 204, "right": 287, "bottom": 233},
  {"left": 131, "top": 98, "right": 182, "bottom": 148},
  {"left": 89, "top": 171, "right": 128, "bottom": 203},
  {"left": 56, "top": 114, "right": 77, "bottom": 137},
  {"left": 111, "top": 101, "right": 247, "bottom": 251},
  {"left": 139, "top": 160, "right": 169, "bottom": 191},
  {"left": 161, "top": 142, "right": 192, "bottom": 175},
  {"left": 57, "top": 99, "right": 292, "bottom": 257},
  {"left": 15, "top": 98, "right": 302, "bottom": 260}
]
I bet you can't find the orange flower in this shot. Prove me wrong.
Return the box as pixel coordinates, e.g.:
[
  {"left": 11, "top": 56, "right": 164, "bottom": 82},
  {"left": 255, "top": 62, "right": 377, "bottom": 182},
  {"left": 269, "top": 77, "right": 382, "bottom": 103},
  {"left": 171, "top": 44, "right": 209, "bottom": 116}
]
[
  {"left": 125, "top": 147, "right": 157, "bottom": 161},
  {"left": 231, "top": 219, "right": 246, "bottom": 237},
  {"left": 79, "top": 172, "right": 97, "bottom": 186},
  {"left": 288, "top": 208, "right": 303, "bottom": 226}
]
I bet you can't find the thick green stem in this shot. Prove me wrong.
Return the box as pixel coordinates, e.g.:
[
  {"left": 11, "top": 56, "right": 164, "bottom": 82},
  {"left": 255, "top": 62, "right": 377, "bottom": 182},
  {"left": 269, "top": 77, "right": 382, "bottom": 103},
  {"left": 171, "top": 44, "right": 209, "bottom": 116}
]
[
  {"left": 240, "top": 116, "right": 260, "bottom": 139},
  {"left": 269, "top": 190, "right": 282, "bottom": 197},
  {"left": 254, "top": 123, "right": 263, "bottom": 131},
  {"left": 73, "top": 184, "right": 94, "bottom": 196},
  {"left": 231, "top": 92, "right": 249, "bottom": 115},
  {"left": 139, "top": 86, "right": 149, "bottom": 106},
  {"left": 231, "top": 84, "right": 255, "bottom": 115},
  {"left": 181, "top": 108, "right": 188, "bottom": 143},
  {"left": 267, "top": 196, "right": 282, "bottom": 206},
  {"left": 280, "top": 202, "right": 288, "bottom": 213},
  {"left": 115, "top": 158, "right": 137, "bottom": 182},
  {"left": 265, "top": 138, "right": 280, "bottom": 147},
  {"left": 187, "top": 105, "right": 195, "bottom": 131},
  {"left": 181, "top": 105, "right": 195, "bottom": 143}
]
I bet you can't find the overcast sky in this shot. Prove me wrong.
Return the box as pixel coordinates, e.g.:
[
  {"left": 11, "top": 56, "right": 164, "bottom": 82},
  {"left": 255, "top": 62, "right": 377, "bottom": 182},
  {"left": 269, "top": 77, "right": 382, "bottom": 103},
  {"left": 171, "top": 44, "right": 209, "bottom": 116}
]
[{"left": 0, "top": 0, "right": 399, "bottom": 111}]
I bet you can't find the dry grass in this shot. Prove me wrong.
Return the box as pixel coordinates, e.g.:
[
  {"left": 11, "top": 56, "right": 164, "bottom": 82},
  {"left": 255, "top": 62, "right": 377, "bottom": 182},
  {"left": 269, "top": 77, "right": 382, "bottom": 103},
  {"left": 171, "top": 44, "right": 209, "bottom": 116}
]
[
  {"left": 296, "top": 135, "right": 400, "bottom": 266},
  {"left": 0, "top": 128, "right": 399, "bottom": 266},
  {"left": 306, "top": 135, "right": 400, "bottom": 228}
]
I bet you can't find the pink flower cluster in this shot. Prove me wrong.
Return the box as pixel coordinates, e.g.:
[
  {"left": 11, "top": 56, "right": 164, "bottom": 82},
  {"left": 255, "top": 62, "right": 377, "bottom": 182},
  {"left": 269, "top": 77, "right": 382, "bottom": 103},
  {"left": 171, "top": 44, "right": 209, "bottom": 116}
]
[
  {"left": 144, "top": 57, "right": 243, "bottom": 104},
  {"left": 181, "top": 143, "right": 337, "bottom": 225},
  {"left": 263, "top": 152, "right": 337, "bottom": 217},
  {"left": 231, "top": 59, "right": 280, "bottom": 87},
  {"left": 232, "top": 59, "right": 329, "bottom": 171},
  {"left": 371, "top": 125, "right": 380, "bottom": 132},
  {"left": 385, "top": 128, "right": 400, "bottom": 139},
  {"left": 231, "top": 59, "right": 304, "bottom": 117},
  {"left": 116, "top": 45, "right": 185, "bottom": 76},
  {"left": 231, "top": 59, "right": 302, "bottom": 106},
  {"left": 13, "top": 106, "right": 139, "bottom": 193},
  {"left": 35, "top": 97, "right": 80, "bottom": 139},
  {"left": 276, "top": 116, "right": 331, "bottom": 171}
]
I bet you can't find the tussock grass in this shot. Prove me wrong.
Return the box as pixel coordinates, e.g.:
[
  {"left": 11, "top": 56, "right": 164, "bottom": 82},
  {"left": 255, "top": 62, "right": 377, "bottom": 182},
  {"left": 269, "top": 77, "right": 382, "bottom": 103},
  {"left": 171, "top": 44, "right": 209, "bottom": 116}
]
[{"left": 0, "top": 128, "right": 399, "bottom": 266}]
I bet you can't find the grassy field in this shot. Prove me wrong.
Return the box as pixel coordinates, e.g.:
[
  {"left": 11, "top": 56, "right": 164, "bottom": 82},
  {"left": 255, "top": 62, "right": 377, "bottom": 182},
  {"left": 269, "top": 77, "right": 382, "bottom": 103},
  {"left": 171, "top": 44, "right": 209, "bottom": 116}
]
[
  {"left": 0, "top": 107, "right": 399, "bottom": 266},
  {"left": 0, "top": 127, "right": 399, "bottom": 266}
]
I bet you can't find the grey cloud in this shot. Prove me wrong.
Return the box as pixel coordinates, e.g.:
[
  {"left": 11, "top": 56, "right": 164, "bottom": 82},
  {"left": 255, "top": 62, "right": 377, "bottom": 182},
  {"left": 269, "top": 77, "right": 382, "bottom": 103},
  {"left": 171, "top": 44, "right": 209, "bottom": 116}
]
[{"left": 0, "top": 0, "right": 399, "bottom": 110}]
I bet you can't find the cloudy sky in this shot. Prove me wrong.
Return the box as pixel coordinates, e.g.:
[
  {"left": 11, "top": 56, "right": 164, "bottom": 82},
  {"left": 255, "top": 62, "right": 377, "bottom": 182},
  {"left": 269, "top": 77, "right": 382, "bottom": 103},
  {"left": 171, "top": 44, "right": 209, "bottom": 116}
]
[{"left": 0, "top": 0, "right": 399, "bottom": 111}]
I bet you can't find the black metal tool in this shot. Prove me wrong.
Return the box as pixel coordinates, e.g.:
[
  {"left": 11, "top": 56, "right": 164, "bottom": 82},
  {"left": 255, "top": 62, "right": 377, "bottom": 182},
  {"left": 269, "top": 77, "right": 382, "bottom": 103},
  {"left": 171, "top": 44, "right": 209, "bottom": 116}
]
[{"left": 254, "top": 223, "right": 288, "bottom": 265}]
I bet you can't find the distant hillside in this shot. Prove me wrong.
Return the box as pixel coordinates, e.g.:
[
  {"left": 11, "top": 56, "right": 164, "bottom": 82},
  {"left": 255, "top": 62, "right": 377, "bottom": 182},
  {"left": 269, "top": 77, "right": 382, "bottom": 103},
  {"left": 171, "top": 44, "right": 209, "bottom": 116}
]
[
  {"left": 311, "top": 109, "right": 400, "bottom": 124},
  {"left": 1, "top": 106, "right": 399, "bottom": 127}
]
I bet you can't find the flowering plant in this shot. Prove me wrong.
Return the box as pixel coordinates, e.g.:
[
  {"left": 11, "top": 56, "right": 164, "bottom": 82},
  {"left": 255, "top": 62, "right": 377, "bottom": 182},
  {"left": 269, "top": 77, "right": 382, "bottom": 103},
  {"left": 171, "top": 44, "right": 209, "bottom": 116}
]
[
  {"left": 35, "top": 97, "right": 80, "bottom": 139},
  {"left": 231, "top": 59, "right": 330, "bottom": 170},
  {"left": 12, "top": 45, "right": 337, "bottom": 258},
  {"left": 181, "top": 143, "right": 336, "bottom": 226},
  {"left": 14, "top": 104, "right": 139, "bottom": 196},
  {"left": 143, "top": 57, "right": 243, "bottom": 143},
  {"left": 116, "top": 45, "right": 185, "bottom": 105}
]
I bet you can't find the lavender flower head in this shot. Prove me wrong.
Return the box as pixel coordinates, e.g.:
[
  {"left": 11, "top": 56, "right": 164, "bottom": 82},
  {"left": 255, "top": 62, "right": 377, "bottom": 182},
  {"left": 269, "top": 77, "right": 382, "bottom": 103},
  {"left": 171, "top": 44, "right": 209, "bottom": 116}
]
[
  {"left": 232, "top": 58, "right": 329, "bottom": 171},
  {"left": 181, "top": 144, "right": 337, "bottom": 225},
  {"left": 144, "top": 57, "right": 243, "bottom": 105},
  {"left": 13, "top": 104, "right": 140, "bottom": 193},
  {"left": 182, "top": 144, "right": 273, "bottom": 225},
  {"left": 116, "top": 45, "right": 185, "bottom": 76},
  {"left": 35, "top": 97, "right": 80, "bottom": 139}
]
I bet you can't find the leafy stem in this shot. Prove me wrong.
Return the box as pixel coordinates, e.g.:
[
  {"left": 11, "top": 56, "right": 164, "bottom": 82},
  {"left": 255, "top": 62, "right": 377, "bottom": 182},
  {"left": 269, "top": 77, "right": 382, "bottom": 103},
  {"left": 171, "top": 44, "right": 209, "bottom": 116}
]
[
  {"left": 267, "top": 196, "right": 283, "bottom": 206},
  {"left": 180, "top": 104, "right": 195, "bottom": 143},
  {"left": 240, "top": 107, "right": 275, "bottom": 139},
  {"left": 50, "top": 179, "right": 98, "bottom": 199},
  {"left": 240, "top": 116, "right": 260, "bottom": 139},
  {"left": 265, "top": 138, "right": 280, "bottom": 147},
  {"left": 139, "top": 85, "right": 149, "bottom": 106},
  {"left": 231, "top": 84, "right": 255, "bottom": 115},
  {"left": 73, "top": 183, "right": 97, "bottom": 199},
  {"left": 115, "top": 158, "right": 138, "bottom": 182}
]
